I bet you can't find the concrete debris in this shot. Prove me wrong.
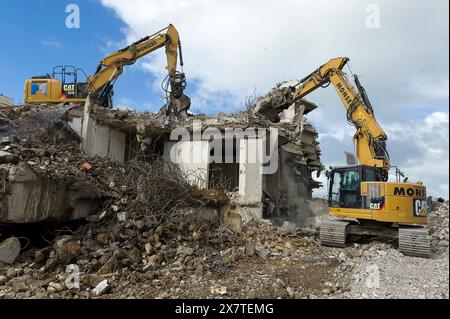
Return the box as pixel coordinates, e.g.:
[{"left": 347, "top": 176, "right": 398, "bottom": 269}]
[
  {"left": 93, "top": 279, "right": 109, "bottom": 296},
  {"left": 210, "top": 285, "right": 228, "bottom": 296},
  {"left": 0, "top": 200, "right": 448, "bottom": 298},
  {"left": 176, "top": 245, "right": 194, "bottom": 256},
  {"left": 0, "top": 237, "right": 21, "bottom": 264},
  {"left": 0, "top": 94, "right": 14, "bottom": 108},
  {"left": 427, "top": 198, "right": 449, "bottom": 254},
  {"left": 116, "top": 212, "right": 127, "bottom": 222},
  {"left": 333, "top": 198, "right": 449, "bottom": 299},
  {"left": 280, "top": 221, "right": 297, "bottom": 235},
  {"left": 255, "top": 245, "right": 271, "bottom": 259},
  {"left": 10, "top": 277, "right": 28, "bottom": 293},
  {"left": 245, "top": 240, "right": 256, "bottom": 256},
  {"left": 0, "top": 151, "right": 19, "bottom": 164}
]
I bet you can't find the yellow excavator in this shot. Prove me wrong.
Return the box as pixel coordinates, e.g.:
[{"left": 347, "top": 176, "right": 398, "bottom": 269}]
[
  {"left": 24, "top": 24, "right": 190, "bottom": 115},
  {"left": 258, "top": 57, "right": 430, "bottom": 257}
]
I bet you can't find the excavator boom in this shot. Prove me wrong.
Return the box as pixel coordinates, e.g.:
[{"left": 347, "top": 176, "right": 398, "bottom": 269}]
[
  {"left": 293, "top": 57, "right": 389, "bottom": 174},
  {"left": 87, "top": 24, "right": 186, "bottom": 108},
  {"left": 258, "top": 57, "right": 390, "bottom": 176}
]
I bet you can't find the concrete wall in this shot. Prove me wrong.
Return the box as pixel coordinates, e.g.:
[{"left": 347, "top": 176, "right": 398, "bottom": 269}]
[
  {"left": 163, "top": 140, "right": 210, "bottom": 188},
  {"left": 83, "top": 120, "right": 126, "bottom": 163},
  {"left": 0, "top": 166, "right": 99, "bottom": 223},
  {"left": 275, "top": 149, "right": 314, "bottom": 224},
  {"left": 163, "top": 136, "right": 265, "bottom": 222},
  {"left": 0, "top": 94, "right": 14, "bottom": 107},
  {"left": 261, "top": 131, "right": 320, "bottom": 225},
  {"left": 75, "top": 107, "right": 126, "bottom": 163}
]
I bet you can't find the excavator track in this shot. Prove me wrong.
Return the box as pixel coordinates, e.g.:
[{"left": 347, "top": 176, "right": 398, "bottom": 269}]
[
  {"left": 398, "top": 227, "right": 431, "bottom": 258},
  {"left": 320, "top": 219, "right": 350, "bottom": 248}
]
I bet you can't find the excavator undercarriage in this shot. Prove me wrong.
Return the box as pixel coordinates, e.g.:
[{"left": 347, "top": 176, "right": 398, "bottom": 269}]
[{"left": 320, "top": 219, "right": 431, "bottom": 258}]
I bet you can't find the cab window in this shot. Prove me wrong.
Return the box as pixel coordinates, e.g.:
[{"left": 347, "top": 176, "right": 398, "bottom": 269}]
[
  {"left": 330, "top": 172, "right": 342, "bottom": 206},
  {"left": 364, "top": 167, "right": 377, "bottom": 181},
  {"left": 341, "top": 170, "right": 361, "bottom": 208},
  {"left": 342, "top": 170, "right": 360, "bottom": 191}
]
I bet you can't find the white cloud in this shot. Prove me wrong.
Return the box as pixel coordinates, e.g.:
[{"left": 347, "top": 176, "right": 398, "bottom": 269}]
[
  {"left": 425, "top": 111, "right": 449, "bottom": 126},
  {"left": 100, "top": 0, "right": 449, "bottom": 197},
  {"left": 409, "top": 77, "right": 449, "bottom": 99},
  {"left": 41, "top": 40, "right": 61, "bottom": 49},
  {"left": 100, "top": 0, "right": 448, "bottom": 108},
  {"left": 386, "top": 112, "right": 449, "bottom": 198},
  {"left": 115, "top": 96, "right": 154, "bottom": 111}
]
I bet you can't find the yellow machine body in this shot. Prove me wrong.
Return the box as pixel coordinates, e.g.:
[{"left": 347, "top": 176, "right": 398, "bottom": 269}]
[
  {"left": 330, "top": 181, "right": 427, "bottom": 225},
  {"left": 24, "top": 78, "right": 85, "bottom": 104}
]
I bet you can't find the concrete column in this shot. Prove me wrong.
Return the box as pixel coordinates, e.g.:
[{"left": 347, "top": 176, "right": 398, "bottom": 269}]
[
  {"left": 81, "top": 96, "right": 95, "bottom": 154},
  {"left": 239, "top": 137, "right": 263, "bottom": 202},
  {"left": 80, "top": 97, "right": 126, "bottom": 163}
]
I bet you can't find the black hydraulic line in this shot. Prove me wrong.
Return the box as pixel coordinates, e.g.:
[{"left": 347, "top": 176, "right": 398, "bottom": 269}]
[
  {"left": 354, "top": 74, "right": 373, "bottom": 112},
  {"left": 178, "top": 41, "right": 184, "bottom": 67}
]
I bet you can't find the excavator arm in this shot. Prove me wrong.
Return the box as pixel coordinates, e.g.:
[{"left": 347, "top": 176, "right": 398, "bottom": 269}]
[
  {"left": 263, "top": 57, "right": 390, "bottom": 179},
  {"left": 86, "top": 24, "right": 189, "bottom": 114}
]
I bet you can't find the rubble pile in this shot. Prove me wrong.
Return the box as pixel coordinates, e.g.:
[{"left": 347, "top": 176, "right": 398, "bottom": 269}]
[
  {"left": 427, "top": 197, "right": 449, "bottom": 253},
  {"left": 0, "top": 105, "right": 128, "bottom": 223},
  {"left": 0, "top": 213, "right": 347, "bottom": 299},
  {"left": 0, "top": 103, "right": 333, "bottom": 299}
]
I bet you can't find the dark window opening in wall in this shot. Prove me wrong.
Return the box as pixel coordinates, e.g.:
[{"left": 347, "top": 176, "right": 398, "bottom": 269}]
[
  {"left": 208, "top": 138, "right": 239, "bottom": 191},
  {"left": 125, "top": 131, "right": 166, "bottom": 162}
]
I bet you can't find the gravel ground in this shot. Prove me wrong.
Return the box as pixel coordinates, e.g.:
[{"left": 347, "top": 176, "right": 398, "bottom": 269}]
[
  {"left": 338, "top": 244, "right": 449, "bottom": 299},
  {"left": 336, "top": 198, "right": 449, "bottom": 299}
]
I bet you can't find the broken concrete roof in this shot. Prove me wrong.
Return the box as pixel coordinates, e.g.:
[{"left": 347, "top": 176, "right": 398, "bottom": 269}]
[{"left": 69, "top": 82, "right": 324, "bottom": 174}]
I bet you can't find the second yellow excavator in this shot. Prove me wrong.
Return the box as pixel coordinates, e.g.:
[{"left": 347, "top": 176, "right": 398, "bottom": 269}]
[
  {"left": 257, "top": 57, "right": 430, "bottom": 257},
  {"left": 24, "top": 24, "right": 190, "bottom": 116}
]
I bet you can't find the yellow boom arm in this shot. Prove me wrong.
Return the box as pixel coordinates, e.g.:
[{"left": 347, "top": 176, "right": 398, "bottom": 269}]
[
  {"left": 86, "top": 24, "right": 185, "bottom": 106},
  {"left": 291, "top": 57, "right": 390, "bottom": 174}
]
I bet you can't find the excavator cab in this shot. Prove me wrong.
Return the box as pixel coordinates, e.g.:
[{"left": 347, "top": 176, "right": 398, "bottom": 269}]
[
  {"left": 51, "top": 66, "right": 89, "bottom": 100},
  {"left": 328, "top": 165, "right": 381, "bottom": 209}
]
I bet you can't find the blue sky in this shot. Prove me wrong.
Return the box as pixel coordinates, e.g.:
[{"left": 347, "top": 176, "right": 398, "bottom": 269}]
[{"left": 0, "top": 0, "right": 448, "bottom": 197}]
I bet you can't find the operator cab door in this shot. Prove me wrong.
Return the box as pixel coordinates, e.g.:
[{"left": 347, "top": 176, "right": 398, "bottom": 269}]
[
  {"left": 340, "top": 169, "right": 362, "bottom": 209},
  {"left": 329, "top": 166, "right": 362, "bottom": 209}
]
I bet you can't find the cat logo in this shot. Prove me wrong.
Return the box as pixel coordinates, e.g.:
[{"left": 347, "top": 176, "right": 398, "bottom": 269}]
[
  {"left": 370, "top": 202, "right": 382, "bottom": 210},
  {"left": 63, "top": 84, "right": 75, "bottom": 92},
  {"left": 413, "top": 199, "right": 427, "bottom": 217}
]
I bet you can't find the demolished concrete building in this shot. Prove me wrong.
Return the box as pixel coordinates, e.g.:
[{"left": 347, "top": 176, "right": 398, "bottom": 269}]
[
  {"left": 0, "top": 94, "right": 14, "bottom": 108},
  {"left": 0, "top": 83, "right": 324, "bottom": 226}
]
